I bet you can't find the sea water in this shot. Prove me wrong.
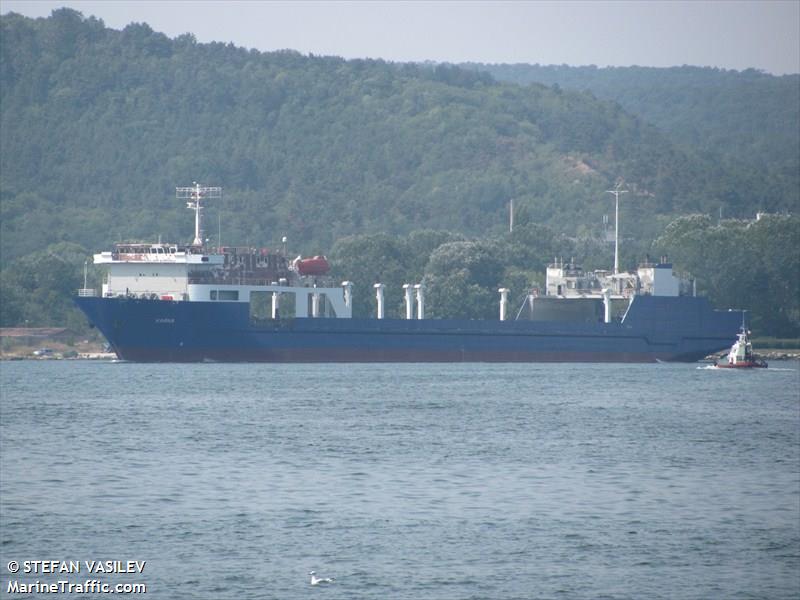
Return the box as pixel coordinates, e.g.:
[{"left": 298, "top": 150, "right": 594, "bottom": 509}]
[{"left": 1, "top": 361, "right": 798, "bottom": 599}]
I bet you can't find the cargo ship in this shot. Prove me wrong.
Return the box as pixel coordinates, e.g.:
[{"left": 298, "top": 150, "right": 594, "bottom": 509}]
[{"left": 74, "top": 184, "right": 744, "bottom": 362}]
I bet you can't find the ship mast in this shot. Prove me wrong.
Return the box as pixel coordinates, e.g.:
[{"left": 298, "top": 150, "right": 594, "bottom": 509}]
[
  {"left": 176, "top": 183, "right": 222, "bottom": 247},
  {"left": 605, "top": 183, "right": 628, "bottom": 275}
]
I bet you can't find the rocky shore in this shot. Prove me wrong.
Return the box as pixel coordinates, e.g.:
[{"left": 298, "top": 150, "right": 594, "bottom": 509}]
[{"left": 706, "top": 348, "right": 800, "bottom": 362}]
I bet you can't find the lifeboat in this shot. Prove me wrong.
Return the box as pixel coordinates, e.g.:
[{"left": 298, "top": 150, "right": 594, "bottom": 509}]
[{"left": 293, "top": 255, "right": 330, "bottom": 276}]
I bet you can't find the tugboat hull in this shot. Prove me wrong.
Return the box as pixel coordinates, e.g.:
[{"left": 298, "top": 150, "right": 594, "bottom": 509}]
[{"left": 714, "top": 360, "right": 768, "bottom": 369}]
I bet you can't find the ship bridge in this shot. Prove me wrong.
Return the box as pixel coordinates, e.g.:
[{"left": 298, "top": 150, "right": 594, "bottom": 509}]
[{"left": 95, "top": 243, "right": 224, "bottom": 300}]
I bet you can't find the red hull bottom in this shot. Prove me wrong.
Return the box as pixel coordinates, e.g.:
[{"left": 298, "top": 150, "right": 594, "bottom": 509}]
[
  {"left": 112, "top": 346, "right": 683, "bottom": 363},
  {"left": 713, "top": 361, "right": 768, "bottom": 369}
]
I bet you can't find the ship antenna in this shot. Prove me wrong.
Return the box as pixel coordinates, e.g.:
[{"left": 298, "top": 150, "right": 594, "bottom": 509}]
[
  {"left": 176, "top": 183, "right": 222, "bottom": 247},
  {"left": 605, "top": 182, "right": 629, "bottom": 275}
]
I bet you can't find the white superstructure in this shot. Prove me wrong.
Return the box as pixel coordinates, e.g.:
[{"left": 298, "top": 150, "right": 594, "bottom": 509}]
[
  {"left": 95, "top": 243, "right": 221, "bottom": 300},
  {"left": 92, "top": 184, "right": 352, "bottom": 318},
  {"left": 545, "top": 257, "right": 691, "bottom": 299}
]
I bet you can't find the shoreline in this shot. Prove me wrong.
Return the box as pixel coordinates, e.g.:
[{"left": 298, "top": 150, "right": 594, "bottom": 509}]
[
  {"left": 1, "top": 352, "right": 117, "bottom": 361},
  {"left": 3, "top": 330, "right": 797, "bottom": 362},
  {"left": 3, "top": 351, "right": 798, "bottom": 362}
]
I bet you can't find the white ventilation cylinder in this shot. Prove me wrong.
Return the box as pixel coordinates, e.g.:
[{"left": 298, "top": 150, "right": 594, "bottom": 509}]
[
  {"left": 374, "top": 283, "right": 385, "bottom": 319},
  {"left": 414, "top": 284, "right": 425, "bottom": 320},
  {"left": 498, "top": 288, "right": 510, "bottom": 321},
  {"left": 403, "top": 284, "right": 414, "bottom": 319}
]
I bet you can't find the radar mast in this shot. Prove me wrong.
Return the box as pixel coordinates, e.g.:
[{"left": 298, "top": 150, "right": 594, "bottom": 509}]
[
  {"left": 604, "top": 183, "right": 629, "bottom": 275},
  {"left": 176, "top": 183, "right": 222, "bottom": 247}
]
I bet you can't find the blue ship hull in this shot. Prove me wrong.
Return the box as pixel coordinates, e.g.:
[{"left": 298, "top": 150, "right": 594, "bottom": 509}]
[{"left": 75, "top": 295, "right": 742, "bottom": 363}]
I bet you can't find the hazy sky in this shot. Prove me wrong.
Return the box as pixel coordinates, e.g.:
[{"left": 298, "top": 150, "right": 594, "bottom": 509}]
[{"left": 2, "top": 0, "right": 799, "bottom": 74}]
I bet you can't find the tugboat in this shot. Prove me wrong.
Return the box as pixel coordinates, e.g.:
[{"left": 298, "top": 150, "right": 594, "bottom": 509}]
[{"left": 714, "top": 323, "right": 768, "bottom": 369}]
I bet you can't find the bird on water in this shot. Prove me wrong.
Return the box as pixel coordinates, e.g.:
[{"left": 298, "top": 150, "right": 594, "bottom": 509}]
[{"left": 310, "top": 571, "right": 335, "bottom": 585}]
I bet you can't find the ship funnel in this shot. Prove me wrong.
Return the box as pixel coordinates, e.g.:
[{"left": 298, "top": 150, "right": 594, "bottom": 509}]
[
  {"left": 414, "top": 284, "right": 425, "bottom": 320},
  {"left": 374, "top": 283, "right": 385, "bottom": 319},
  {"left": 341, "top": 281, "right": 353, "bottom": 309},
  {"left": 402, "top": 284, "right": 414, "bottom": 319},
  {"left": 498, "top": 288, "right": 510, "bottom": 321}
]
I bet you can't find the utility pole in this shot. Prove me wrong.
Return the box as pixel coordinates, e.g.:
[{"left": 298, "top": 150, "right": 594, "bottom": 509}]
[{"left": 605, "top": 185, "right": 629, "bottom": 275}]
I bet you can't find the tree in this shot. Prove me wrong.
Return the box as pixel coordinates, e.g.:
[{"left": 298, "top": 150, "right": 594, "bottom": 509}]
[
  {"left": 423, "top": 241, "right": 504, "bottom": 319},
  {"left": 328, "top": 233, "right": 410, "bottom": 318},
  {"left": 0, "top": 242, "right": 92, "bottom": 330},
  {"left": 654, "top": 214, "right": 800, "bottom": 336}
]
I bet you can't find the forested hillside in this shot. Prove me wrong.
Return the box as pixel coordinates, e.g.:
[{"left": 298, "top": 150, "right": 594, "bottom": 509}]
[
  {"left": 1, "top": 10, "right": 798, "bottom": 337},
  {"left": 2, "top": 10, "right": 795, "bottom": 262},
  {"left": 462, "top": 63, "right": 800, "bottom": 201}
]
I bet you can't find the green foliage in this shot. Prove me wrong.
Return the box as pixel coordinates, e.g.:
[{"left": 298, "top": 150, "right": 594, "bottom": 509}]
[
  {"left": 329, "top": 225, "right": 567, "bottom": 321},
  {"left": 1, "top": 241, "right": 93, "bottom": 331},
  {"left": 328, "top": 233, "right": 410, "bottom": 318},
  {"left": 498, "top": 223, "right": 566, "bottom": 271},
  {"left": 423, "top": 271, "right": 496, "bottom": 320},
  {"left": 2, "top": 10, "right": 795, "bottom": 269},
  {"left": 423, "top": 241, "right": 504, "bottom": 319},
  {"left": 654, "top": 214, "right": 800, "bottom": 335},
  {"left": 404, "top": 230, "right": 465, "bottom": 281},
  {"left": 751, "top": 338, "right": 800, "bottom": 350},
  {"left": 463, "top": 63, "right": 800, "bottom": 200},
  {"left": 425, "top": 241, "right": 503, "bottom": 288}
]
